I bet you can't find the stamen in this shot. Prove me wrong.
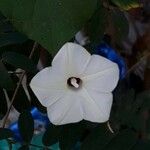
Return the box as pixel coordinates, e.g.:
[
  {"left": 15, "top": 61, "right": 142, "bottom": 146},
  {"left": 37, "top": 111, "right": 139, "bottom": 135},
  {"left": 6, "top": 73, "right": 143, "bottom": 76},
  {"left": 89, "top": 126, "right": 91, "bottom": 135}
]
[
  {"left": 67, "top": 77, "right": 82, "bottom": 89},
  {"left": 70, "top": 78, "right": 79, "bottom": 88}
]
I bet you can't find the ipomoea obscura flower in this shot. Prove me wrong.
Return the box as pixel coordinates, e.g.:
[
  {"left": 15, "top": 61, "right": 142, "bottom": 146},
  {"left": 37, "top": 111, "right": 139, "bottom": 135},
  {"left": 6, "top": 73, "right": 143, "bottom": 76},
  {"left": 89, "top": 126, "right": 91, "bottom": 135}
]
[{"left": 30, "top": 42, "right": 119, "bottom": 125}]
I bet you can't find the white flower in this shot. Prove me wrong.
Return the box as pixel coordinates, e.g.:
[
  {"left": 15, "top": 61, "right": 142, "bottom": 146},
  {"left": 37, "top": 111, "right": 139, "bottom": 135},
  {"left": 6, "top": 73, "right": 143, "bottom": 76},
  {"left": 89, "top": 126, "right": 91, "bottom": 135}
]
[{"left": 30, "top": 42, "right": 119, "bottom": 125}]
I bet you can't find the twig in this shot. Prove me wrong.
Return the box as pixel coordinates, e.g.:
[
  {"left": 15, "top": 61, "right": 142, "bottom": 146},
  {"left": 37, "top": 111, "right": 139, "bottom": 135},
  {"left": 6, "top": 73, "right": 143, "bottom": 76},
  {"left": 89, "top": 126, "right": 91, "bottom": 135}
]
[
  {"left": 126, "top": 52, "right": 150, "bottom": 75},
  {"left": 8, "top": 71, "right": 24, "bottom": 75},
  {"left": 107, "top": 121, "right": 115, "bottom": 134},
  {"left": 1, "top": 42, "right": 38, "bottom": 128}
]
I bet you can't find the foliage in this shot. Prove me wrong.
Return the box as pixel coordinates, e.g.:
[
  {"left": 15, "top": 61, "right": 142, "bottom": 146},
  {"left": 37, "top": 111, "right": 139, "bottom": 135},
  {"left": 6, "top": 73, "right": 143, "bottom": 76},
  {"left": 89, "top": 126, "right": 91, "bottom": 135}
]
[
  {"left": 0, "top": 0, "right": 149, "bottom": 150},
  {"left": 0, "top": 0, "right": 97, "bottom": 54},
  {"left": 18, "top": 111, "right": 34, "bottom": 143}
]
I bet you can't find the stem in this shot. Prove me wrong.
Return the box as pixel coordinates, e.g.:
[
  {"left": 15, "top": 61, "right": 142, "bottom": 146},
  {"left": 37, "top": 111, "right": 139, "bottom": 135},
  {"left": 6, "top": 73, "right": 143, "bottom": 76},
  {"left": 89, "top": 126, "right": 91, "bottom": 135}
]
[
  {"left": 107, "top": 121, "right": 115, "bottom": 134},
  {"left": 1, "top": 42, "right": 38, "bottom": 128}
]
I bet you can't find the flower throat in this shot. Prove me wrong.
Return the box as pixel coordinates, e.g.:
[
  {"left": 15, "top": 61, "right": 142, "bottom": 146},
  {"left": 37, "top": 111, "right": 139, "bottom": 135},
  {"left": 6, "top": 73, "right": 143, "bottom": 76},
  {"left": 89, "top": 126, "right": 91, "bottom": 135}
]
[{"left": 67, "top": 77, "right": 82, "bottom": 89}]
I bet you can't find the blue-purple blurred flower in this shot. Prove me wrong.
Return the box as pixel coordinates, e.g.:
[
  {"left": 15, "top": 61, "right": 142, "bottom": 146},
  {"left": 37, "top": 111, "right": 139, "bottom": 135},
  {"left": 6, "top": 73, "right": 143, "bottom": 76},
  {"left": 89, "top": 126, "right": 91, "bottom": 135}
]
[{"left": 9, "top": 107, "right": 49, "bottom": 141}]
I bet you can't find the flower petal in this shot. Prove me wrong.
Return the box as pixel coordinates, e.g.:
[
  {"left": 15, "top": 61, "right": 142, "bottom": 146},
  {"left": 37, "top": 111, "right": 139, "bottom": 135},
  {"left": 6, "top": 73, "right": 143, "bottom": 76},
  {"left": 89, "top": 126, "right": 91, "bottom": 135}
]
[
  {"left": 47, "top": 92, "right": 83, "bottom": 125},
  {"left": 30, "top": 67, "right": 66, "bottom": 107},
  {"left": 82, "top": 55, "right": 119, "bottom": 92},
  {"left": 52, "top": 42, "right": 91, "bottom": 77},
  {"left": 81, "top": 88, "right": 113, "bottom": 123}
]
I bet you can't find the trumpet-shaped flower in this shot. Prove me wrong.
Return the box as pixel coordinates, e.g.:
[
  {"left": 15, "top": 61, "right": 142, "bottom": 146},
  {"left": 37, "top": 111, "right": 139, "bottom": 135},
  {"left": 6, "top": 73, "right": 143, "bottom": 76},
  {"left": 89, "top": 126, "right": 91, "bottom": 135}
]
[{"left": 30, "top": 42, "right": 119, "bottom": 125}]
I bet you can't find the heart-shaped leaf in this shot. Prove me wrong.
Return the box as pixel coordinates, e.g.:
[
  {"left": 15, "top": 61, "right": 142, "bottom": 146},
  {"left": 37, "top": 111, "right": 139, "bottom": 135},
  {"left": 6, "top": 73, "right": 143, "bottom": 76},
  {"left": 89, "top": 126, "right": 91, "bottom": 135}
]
[
  {"left": 42, "top": 125, "right": 62, "bottom": 146},
  {"left": 2, "top": 52, "right": 37, "bottom": 73},
  {"left": 0, "top": 0, "right": 97, "bottom": 54},
  {"left": 18, "top": 111, "right": 34, "bottom": 143}
]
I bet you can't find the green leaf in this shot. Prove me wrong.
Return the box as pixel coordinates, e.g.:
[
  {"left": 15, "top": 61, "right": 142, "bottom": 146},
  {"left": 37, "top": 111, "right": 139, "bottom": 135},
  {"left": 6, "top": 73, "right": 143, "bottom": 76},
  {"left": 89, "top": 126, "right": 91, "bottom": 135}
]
[
  {"left": 131, "top": 141, "right": 150, "bottom": 150},
  {"left": 116, "top": 89, "right": 135, "bottom": 112},
  {"left": 0, "top": 61, "right": 14, "bottom": 90},
  {"left": 18, "top": 111, "right": 34, "bottom": 143},
  {"left": 146, "top": 115, "right": 150, "bottom": 134},
  {"left": 2, "top": 52, "right": 37, "bottom": 73},
  {"left": 112, "top": 89, "right": 135, "bottom": 123},
  {"left": 87, "top": 4, "right": 107, "bottom": 43},
  {"left": 0, "top": 0, "right": 97, "bottom": 54},
  {"left": 60, "top": 123, "right": 85, "bottom": 150},
  {"left": 81, "top": 124, "right": 114, "bottom": 150},
  {"left": 42, "top": 125, "right": 62, "bottom": 146},
  {"left": 0, "top": 13, "right": 27, "bottom": 47},
  {"left": 103, "top": 129, "right": 137, "bottom": 150},
  {"left": 0, "top": 32, "right": 27, "bottom": 47},
  {"left": 7, "top": 86, "right": 31, "bottom": 113},
  {"left": 18, "top": 145, "right": 29, "bottom": 150},
  {"left": 0, "top": 128, "right": 13, "bottom": 140},
  {"left": 0, "top": 89, "right": 7, "bottom": 119},
  {"left": 111, "top": 0, "right": 141, "bottom": 10},
  {"left": 0, "top": 13, "right": 13, "bottom": 33},
  {"left": 112, "top": 89, "right": 145, "bottom": 131},
  {"left": 111, "top": 10, "right": 129, "bottom": 41},
  {"left": 134, "top": 91, "right": 150, "bottom": 112}
]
